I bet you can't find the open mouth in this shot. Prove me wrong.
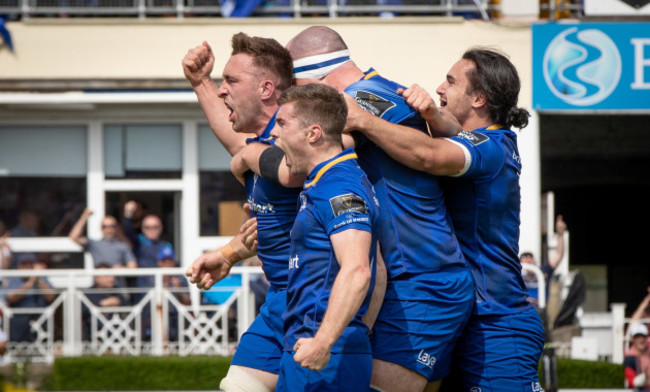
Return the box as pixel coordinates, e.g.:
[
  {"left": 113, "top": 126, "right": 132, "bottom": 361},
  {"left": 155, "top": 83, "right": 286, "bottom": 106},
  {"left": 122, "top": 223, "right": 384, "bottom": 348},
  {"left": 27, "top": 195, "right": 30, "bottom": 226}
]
[
  {"left": 439, "top": 99, "right": 447, "bottom": 107},
  {"left": 225, "top": 102, "right": 234, "bottom": 121}
]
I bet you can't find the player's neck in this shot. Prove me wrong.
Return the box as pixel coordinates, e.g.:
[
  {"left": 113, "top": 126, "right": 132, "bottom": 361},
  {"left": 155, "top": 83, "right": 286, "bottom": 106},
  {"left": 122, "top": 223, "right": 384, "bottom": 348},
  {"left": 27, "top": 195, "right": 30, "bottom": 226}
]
[
  {"left": 254, "top": 104, "right": 280, "bottom": 136},
  {"left": 326, "top": 62, "right": 365, "bottom": 92},
  {"left": 462, "top": 111, "right": 493, "bottom": 132},
  {"left": 306, "top": 145, "right": 344, "bottom": 174}
]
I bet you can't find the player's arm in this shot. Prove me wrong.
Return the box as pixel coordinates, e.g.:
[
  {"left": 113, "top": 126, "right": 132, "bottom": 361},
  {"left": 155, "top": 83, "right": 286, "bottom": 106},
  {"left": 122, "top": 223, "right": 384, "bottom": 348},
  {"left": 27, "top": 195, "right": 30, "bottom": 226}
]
[
  {"left": 182, "top": 41, "right": 251, "bottom": 156},
  {"left": 231, "top": 143, "right": 305, "bottom": 188},
  {"left": 361, "top": 246, "right": 385, "bottom": 331},
  {"left": 343, "top": 94, "right": 466, "bottom": 176},
  {"left": 293, "top": 229, "right": 372, "bottom": 370},
  {"left": 185, "top": 216, "right": 258, "bottom": 289},
  {"left": 398, "top": 84, "right": 462, "bottom": 137}
]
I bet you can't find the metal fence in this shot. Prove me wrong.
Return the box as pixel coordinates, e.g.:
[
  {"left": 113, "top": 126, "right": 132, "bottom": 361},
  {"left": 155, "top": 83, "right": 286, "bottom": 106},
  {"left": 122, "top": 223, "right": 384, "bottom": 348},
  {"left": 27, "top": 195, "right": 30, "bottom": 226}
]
[
  {"left": 0, "top": 266, "right": 263, "bottom": 364},
  {"left": 0, "top": 0, "right": 496, "bottom": 19}
]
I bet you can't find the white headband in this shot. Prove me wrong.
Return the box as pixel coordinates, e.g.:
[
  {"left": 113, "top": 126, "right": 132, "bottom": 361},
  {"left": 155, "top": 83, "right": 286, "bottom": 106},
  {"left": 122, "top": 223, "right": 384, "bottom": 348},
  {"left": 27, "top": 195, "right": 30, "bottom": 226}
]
[{"left": 293, "top": 49, "right": 351, "bottom": 79}]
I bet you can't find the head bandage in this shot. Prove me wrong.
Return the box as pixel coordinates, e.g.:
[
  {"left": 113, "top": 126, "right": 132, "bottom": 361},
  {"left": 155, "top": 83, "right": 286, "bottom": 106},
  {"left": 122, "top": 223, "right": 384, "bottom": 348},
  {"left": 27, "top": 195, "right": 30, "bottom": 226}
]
[{"left": 293, "top": 49, "right": 350, "bottom": 79}]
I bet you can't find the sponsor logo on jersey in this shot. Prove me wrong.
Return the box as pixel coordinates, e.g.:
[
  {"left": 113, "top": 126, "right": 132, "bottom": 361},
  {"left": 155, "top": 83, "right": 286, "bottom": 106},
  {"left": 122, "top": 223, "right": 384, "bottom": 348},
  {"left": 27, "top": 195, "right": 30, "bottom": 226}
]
[
  {"left": 289, "top": 255, "right": 299, "bottom": 269},
  {"left": 530, "top": 381, "right": 543, "bottom": 391},
  {"left": 416, "top": 349, "right": 436, "bottom": 369},
  {"left": 330, "top": 193, "right": 368, "bottom": 217},
  {"left": 299, "top": 193, "right": 307, "bottom": 211},
  {"left": 354, "top": 90, "right": 396, "bottom": 117},
  {"left": 247, "top": 196, "right": 275, "bottom": 214},
  {"left": 458, "top": 131, "right": 489, "bottom": 146}
]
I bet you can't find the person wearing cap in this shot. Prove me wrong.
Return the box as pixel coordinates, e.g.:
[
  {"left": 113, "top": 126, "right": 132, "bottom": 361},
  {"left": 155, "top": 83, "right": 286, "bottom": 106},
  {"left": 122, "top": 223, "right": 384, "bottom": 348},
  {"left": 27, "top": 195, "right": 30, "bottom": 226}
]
[
  {"left": 157, "top": 247, "right": 190, "bottom": 342},
  {"left": 625, "top": 322, "right": 650, "bottom": 390},
  {"left": 5, "top": 253, "right": 56, "bottom": 342}
]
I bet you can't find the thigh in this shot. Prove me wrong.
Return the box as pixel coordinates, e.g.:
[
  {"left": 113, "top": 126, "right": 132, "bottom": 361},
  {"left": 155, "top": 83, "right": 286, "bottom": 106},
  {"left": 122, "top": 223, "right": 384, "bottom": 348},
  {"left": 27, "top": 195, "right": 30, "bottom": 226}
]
[
  {"left": 452, "top": 307, "right": 545, "bottom": 392},
  {"left": 231, "top": 288, "right": 285, "bottom": 374},
  {"left": 276, "top": 352, "right": 372, "bottom": 392},
  {"left": 371, "top": 273, "right": 474, "bottom": 381}
]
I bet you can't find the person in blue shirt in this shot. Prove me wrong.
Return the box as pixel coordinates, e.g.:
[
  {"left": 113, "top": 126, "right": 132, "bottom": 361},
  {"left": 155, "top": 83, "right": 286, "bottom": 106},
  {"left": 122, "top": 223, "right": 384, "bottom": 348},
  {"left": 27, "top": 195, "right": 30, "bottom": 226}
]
[
  {"left": 345, "top": 47, "right": 545, "bottom": 391},
  {"left": 521, "top": 214, "right": 567, "bottom": 309},
  {"left": 289, "top": 27, "right": 475, "bottom": 392},
  {"left": 269, "top": 83, "right": 380, "bottom": 392},
  {"left": 232, "top": 26, "right": 475, "bottom": 392},
  {"left": 182, "top": 33, "right": 299, "bottom": 392}
]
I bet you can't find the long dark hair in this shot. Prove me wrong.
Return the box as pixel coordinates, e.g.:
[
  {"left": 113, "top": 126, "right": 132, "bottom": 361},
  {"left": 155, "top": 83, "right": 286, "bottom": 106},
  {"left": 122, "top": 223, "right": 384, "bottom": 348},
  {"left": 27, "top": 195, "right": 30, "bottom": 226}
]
[{"left": 462, "top": 48, "right": 530, "bottom": 129}]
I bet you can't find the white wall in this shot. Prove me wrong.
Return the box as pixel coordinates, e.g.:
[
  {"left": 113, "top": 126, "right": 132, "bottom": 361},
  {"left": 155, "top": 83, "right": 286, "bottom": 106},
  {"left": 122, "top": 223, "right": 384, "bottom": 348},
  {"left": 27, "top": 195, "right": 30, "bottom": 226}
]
[{"left": 0, "top": 17, "right": 540, "bottom": 258}]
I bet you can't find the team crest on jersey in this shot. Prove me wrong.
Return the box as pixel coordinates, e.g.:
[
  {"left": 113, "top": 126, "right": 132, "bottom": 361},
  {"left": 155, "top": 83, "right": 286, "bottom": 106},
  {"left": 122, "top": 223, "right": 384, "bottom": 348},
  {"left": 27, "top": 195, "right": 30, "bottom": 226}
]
[
  {"left": 329, "top": 193, "right": 368, "bottom": 217},
  {"left": 457, "top": 131, "right": 489, "bottom": 146},
  {"left": 354, "top": 90, "right": 396, "bottom": 117}
]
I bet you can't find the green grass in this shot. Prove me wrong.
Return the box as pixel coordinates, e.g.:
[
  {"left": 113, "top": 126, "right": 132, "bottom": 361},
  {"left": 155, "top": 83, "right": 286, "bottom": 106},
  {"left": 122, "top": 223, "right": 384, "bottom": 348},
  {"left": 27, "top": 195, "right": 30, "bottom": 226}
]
[{"left": 47, "top": 355, "right": 232, "bottom": 391}]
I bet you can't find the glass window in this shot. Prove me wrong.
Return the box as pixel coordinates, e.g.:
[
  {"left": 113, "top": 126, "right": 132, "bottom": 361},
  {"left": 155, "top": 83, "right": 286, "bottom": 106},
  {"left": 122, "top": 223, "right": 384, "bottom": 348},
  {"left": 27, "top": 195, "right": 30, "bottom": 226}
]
[
  {"left": 0, "top": 125, "right": 86, "bottom": 176},
  {"left": 0, "top": 125, "right": 87, "bottom": 239},
  {"left": 0, "top": 177, "right": 86, "bottom": 238},
  {"left": 198, "top": 125, "right": 246, "bottom": 236},
  {"left": 104, "top": 124, "right": 182, "bottom": 179}
]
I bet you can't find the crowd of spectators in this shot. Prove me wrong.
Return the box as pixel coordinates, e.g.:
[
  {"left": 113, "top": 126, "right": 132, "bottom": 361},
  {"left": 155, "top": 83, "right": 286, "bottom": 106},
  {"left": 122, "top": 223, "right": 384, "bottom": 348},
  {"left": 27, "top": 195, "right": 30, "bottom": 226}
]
[{"left": 0, "top": 201, "right": 265, "bottom": 350}]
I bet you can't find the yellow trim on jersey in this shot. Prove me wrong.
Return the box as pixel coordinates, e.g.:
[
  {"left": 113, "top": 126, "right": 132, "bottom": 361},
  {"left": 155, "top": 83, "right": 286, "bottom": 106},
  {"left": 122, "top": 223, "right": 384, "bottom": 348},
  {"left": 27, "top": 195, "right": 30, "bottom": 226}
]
[
  {"left": 304, "top": 153, "right": 358, "bottom": 188},
  {"left": 486, "top": 124, "right": 503, "bottom": 130},
  {"left": 364, "top": 70, "right": 379, "bottom": 80}
]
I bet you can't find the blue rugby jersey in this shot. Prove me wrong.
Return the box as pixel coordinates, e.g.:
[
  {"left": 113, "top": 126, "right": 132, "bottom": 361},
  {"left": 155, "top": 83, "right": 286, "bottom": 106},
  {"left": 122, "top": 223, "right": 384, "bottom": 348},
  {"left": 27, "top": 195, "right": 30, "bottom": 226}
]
[
  {"left": 245, "top": 113, "right": 302, "bottom": 290},
  {"left": 344, "top": 69, "right": 466, "bottom": 294},
  {"left": 441, "top": 126, "right": 532, "bottom": 316},
  {"left": 283, "top": 148, "right": 379, "bottom": 354}
]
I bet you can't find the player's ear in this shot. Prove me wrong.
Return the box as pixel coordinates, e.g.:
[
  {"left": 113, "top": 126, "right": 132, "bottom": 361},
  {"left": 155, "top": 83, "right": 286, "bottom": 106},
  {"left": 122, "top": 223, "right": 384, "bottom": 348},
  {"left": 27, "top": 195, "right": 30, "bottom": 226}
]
[
  {"left": 260, "top": 80, "right": 275, "bottom": 101},
  {"left": 471, "top": 90, "right": 487, "bottom": 110},
  {"left": 306, "top": 124, "right": 323, "bottom": 143}
]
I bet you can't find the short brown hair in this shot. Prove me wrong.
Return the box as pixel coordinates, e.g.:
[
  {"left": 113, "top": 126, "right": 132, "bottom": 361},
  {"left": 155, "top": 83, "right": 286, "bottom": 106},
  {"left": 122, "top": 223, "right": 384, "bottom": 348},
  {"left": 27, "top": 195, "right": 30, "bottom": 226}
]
[
  {"left": 232, "top": 32, "right": 293, "bottom": 91},
  {"left": 278, "top": 83, "right": 347, "bottom": 145}
]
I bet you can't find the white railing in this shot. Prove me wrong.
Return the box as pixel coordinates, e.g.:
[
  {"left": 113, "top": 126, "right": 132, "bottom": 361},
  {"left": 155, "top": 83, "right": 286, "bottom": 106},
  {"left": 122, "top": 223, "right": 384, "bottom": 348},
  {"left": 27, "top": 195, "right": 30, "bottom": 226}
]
[
  {"left": 0, "top": 0, "right": 497, "bottom": 19},
  {"left": 0, "top": 266, "right": 263, "bottom": 363}
]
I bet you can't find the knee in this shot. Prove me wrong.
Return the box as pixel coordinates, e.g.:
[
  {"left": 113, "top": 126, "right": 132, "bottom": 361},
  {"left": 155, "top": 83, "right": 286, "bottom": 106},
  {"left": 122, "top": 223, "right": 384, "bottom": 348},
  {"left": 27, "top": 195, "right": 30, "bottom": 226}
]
[{"left": 219, "top": 366, "right": 274, "bottom": 392}]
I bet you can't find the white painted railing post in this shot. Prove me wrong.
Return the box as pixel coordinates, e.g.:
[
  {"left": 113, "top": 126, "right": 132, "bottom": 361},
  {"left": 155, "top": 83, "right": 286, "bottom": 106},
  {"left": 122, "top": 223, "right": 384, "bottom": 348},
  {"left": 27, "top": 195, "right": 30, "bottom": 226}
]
[{"left": 611, "top": 303, "right": 626, "bottom": 364}]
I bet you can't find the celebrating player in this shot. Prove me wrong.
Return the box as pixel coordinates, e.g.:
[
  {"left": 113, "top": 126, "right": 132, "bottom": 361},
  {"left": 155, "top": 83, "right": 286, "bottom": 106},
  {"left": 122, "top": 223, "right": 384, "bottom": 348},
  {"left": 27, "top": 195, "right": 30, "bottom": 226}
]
[{"left": 346, "top": 47, "right": 544, "bottom": 391}]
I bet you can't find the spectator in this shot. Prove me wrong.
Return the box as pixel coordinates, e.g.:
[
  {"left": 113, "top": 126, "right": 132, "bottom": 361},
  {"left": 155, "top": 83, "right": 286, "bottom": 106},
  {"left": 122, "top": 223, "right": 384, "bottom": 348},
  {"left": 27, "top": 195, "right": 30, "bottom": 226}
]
[
  {"left": 521, "top": 214, "right": 567, "bottom": 308},
  {"left": 5, "top": 253, "right": 56, "bottom": 342},
  {"left": 9, "top": 210, "right": 40, "bottom": 269},
  {"left": 69, "top": 208, "right": 137, "bottom": 288},
  {"left": 11, "top": 210, "right": 39, "bottom": 238},
  {"left": 157, "top": 247, "right": 190, "bottom": 342},
  {"left": 624, "top": 322, "right": 650, "bottom": 390},
  {"left": 0, "top": 314, "right": 6, "bottom": 355},
  {"left": 82, "top": 263, "right": 127, "bottom": 340},
  {"left": 0, "top": 220, "right": 12, "bottom": 270},
  {"left": 626, "top": 287, "right": 650, "bottom": 337},
  {"left": 122, "top": 200, "right": 173, "bottom": 291}
]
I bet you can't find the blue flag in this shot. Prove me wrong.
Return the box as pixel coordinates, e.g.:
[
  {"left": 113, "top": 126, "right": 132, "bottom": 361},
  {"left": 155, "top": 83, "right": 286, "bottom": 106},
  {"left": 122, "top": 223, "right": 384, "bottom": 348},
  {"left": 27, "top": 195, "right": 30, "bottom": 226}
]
[{"left": 0, "top": 16, "right": 14, "bottom": 52}]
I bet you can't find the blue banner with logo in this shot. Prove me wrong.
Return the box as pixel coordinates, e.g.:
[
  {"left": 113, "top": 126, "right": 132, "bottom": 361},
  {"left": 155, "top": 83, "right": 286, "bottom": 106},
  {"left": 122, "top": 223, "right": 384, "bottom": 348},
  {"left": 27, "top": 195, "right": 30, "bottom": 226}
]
[{"left": 533, "top": 22, "right": 650, "bottom": 111}]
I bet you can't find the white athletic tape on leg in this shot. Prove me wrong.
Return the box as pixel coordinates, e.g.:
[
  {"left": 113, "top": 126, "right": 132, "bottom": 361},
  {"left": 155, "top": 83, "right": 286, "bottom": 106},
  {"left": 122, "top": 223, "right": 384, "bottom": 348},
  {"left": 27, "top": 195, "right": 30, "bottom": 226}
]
[
  {"left": 293, "top": 50, "right": 350, "bottom": 79},
  {"left": 219, "top": 366, "right": 273, "bottom": 392},
  {"left": 369, "top": 385, "right": 388, "bottom": 392}
]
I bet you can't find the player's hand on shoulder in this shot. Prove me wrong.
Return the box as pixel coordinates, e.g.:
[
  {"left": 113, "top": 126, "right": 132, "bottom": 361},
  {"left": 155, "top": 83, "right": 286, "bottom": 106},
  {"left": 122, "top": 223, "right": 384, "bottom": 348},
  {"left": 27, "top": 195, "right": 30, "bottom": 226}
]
[
  {"left": 399, "top": 84, "right": 439, "bottom": 121},
  {"left": 342, "top": 93, "right": 370, "bottom": 133}
]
